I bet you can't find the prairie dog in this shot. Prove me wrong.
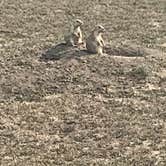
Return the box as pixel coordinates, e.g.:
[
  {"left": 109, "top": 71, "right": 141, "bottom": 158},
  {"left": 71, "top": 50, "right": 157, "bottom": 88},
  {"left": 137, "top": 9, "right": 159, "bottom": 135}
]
[
  {"left": 86, "top": 25, "right": 106, "bottom": 55},
  {"left": 64, "top": 19, "right": 84, "bottom": 47}
]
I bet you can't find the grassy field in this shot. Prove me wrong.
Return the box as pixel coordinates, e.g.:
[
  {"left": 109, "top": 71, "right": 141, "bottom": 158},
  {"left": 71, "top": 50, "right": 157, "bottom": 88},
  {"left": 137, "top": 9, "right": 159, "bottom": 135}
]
[{"left": 0, "top": 0, "right": 166, "bottom": 165}]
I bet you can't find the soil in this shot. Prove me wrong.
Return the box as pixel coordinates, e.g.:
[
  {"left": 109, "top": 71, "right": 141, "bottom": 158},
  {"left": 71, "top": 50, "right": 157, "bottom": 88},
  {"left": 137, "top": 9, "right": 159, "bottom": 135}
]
[{"left": 0, "top": 0, "right": 166, "bottom": 165}]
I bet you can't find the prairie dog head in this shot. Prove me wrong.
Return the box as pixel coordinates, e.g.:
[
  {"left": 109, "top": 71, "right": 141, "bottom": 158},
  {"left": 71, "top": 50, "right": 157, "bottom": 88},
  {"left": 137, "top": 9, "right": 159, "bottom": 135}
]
[
  {"left": 94, "top": 25, "right": 106, "bottom": 34},
  {"left": 74, "top": 19, "right": 84, "bottom": 27}
]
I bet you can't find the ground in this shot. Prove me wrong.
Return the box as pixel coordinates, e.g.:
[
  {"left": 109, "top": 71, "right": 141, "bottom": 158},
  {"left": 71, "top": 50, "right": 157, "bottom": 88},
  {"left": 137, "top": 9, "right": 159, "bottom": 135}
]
[{"left": 0, "top": 0, "right": 166, "bottom": 165}]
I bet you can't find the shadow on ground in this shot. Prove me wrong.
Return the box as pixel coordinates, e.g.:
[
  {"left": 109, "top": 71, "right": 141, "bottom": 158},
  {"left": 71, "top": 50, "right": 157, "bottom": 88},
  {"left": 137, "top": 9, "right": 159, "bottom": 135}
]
[
  {"left": 41, "top": 43, "right": 148, "bottom": 62},
  {"left": 104, "top": 44, "right": 149, "bottom": 57},
  {"left": 40, "top": 43, "right": 88, "bottom": 61}
]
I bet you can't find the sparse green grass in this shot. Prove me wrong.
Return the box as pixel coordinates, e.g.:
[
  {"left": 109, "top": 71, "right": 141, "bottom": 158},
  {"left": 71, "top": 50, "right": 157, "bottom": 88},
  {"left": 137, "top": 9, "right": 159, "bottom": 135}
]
[{"left": 128, "top": 65, "right": 150, "bottom": 79}]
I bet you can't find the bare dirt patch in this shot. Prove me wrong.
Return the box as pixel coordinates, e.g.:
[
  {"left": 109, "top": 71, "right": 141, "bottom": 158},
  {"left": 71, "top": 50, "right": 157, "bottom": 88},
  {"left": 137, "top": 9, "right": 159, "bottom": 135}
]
[{"left": 0, "top": 0, "right": 166, "bottom": 165}]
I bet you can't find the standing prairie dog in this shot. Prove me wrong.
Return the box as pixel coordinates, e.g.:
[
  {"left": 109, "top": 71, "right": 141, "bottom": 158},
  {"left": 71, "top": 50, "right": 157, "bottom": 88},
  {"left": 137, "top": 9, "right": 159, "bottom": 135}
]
[
  {"left": 64, "top": 19, "right": 84, "bottom": 47},
  {"left": 86, "top": 25, "right": 106, "bottom": 55}
]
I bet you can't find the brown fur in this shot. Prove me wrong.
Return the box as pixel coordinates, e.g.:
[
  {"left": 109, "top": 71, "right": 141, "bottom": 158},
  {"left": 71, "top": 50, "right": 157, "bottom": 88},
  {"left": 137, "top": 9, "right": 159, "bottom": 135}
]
[
  {"left": 86, "top": 25, "right": 105, "bottom": 55},
  {"left": 65, "top": 19, "right": 84, "bottom": 47}
]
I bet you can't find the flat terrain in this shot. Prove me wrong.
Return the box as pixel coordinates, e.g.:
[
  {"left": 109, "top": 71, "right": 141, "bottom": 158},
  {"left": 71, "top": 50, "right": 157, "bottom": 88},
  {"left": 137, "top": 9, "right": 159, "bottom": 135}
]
[{"left": 0, "top": 0, "right": 166, "bottom": 165}]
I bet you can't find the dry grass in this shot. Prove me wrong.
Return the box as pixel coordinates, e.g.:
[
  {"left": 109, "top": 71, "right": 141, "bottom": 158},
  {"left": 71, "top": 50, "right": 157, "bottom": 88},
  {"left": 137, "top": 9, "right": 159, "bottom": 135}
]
[{"left": 0, "top": 0, "right": 166, "bottom": 165}]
